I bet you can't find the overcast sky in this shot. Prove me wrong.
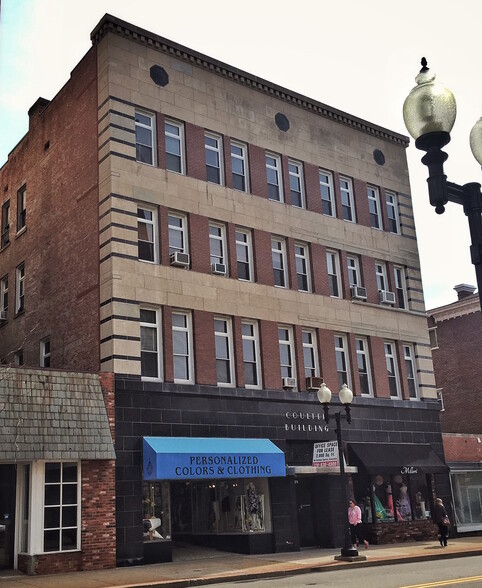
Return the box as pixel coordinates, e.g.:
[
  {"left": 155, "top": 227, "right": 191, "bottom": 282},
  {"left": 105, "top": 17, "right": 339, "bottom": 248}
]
[{"left": 1, "top": 0, "right": 481, "bottom": 309}]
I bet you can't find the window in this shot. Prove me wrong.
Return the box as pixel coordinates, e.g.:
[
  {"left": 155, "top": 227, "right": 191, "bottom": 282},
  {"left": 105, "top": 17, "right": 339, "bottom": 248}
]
[
  {"left": 140, "top": 309, "right": 162, "bottom": 380},
  {"left": 288, "top": 160, "right": 305, "bottom": 208},
  {"left": 375, "top": 261, "right": 388, "bottom": 292},
  {"left": 384, "top": 341, "right": 401, "bottom": 398},
  {"left": 231, "top": 141, "right": 249, "bottom": 192},
  {"left": 137, "top": 207, "right": 158, "bottom": 263},
  {"left": 347, "top": 255, "right": 361, "bottom": 287},
  {"left": 327, "top": 250, "right": 341, "bottom": 297},
  {"left": 386, "top": 191, "right": 400, "bottom": 234},
  {"left": 272, "top": 237, "right": 287, "bottom": 288},
  {"left": 242, "top": 321, "right": 261, "bottom": 388},
  {"left": 302, "top": 329, "right": 319, "bottom": 378},
  {"left": 295, "top": 242, "right": 311, "bottom": 292},
  {"left": 356, "top": 337, "right": 373, "bottom": 396},
  {"left": 168, "top": 213, "right": 188, "bottom": 255},
  {"left": 429, "top": 327, "right": 438, "bottom": 350},
  {"left": 236, "top": 229, "right": 253, "bottom": 282},
  {"left": 14, "top": 349, "right": 23, "bottom": 365},
  {"left": 165, "top": 119, "right": 185, "bottom": 174},
  {"left": 1, "top": 200, "right": 9, "bottom": 247},
  {"left": 278, "top": 326, "right": 295, "bottom": 380},
  {"left": 17, "top": 185, "right": 26, "bottom": 232},
  {"left": 394, "top": 266, "right": 407, "bottom": 309},
  {"left": 340, "top": 176, "right": 355, "bottom": 222},
  {"left": 367, "top": 186, "right": 382, "bottom": 229},
  {"left": 172, "top": 311, "right": 193, "bottom": 383},
  {"left": 205, "top": 132, "right": 223, "bottom": 185},
  {"left": 334, "top": 334, "right": 351, "bottom": 389},
  {"left": 266, "top": 153, "right": 283, "bottom": 202},
  {"left": 40, "top": 338, "right": 51, "bottom": 368},
  {"left": 404, "top": 344, "right": 419, "bottom": 399},
  {"left": 43, "top": 462, "right": 79, "bottom": 552},
  {"left": 135, "top": 111, "right": 155, "bottom": 165},
  {"left": 16, "top": 262, "right": 25, "bottom": 313},
  {"left": 209, "top": 222, "right": 227, "bottom": 271},
  {"left": 319, "top": 170, "right": 335, "bottom": 216},
  {"left": 0, "top": 276, "right": 8, "bottom": 317},
  {"left": 215, "top": 317, "right": 234, "bottom": 386}
]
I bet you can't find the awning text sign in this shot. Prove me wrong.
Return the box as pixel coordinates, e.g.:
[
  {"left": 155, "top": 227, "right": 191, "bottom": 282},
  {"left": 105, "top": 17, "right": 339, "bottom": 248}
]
[{"left": 313, "top": 441, "right": 339, "bottom": 468}]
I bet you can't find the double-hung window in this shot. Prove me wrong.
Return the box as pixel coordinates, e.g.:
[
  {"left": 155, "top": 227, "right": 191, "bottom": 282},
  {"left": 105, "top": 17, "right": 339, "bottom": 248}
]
[
  {"left": 334, "top": 334, "right": 351, "bottom": 389},
  {"left": 347, "top": 255, "right": 361, "bottom": 287},
  {"left": 165, "top": 119, "right": 185, "bottom": 174},
  {"left": 17, "top": 185, "right": 26, "bottom": 232},
  {"left": 367, "top": 186, "right": 382, "bottom": 229},
  {"left": 266, "top": 153, "right": 283, "bottom": 202},
  {"left": 137, "top": 206, "right": 158, "bottom": 263},
  {"left": 319, "top": 170, "right": 335, "bottom": 216},
  {"left": 340, "top": 176, "right": 355, "bottom": 222},
  {"left": 355, "top": 337, "right": 373, "bottom": 396},
  {"left": 215, "top": 317, "right": 234, "bottom": 386},
  {"left": 140, "top": 308, "right": 162, "bottom": 380},
  {"left": 295, "top": 242, "right": 311, "bottom": 292},
  {"left": 236, "top": 229, "right": 253, "bottom": 281},
  {"left": 209, "top": 222, "right": 227, "bottom": 272},
  {"left": 1, "top": 200, "right": 10, "bottom": 248},
  {"left": 205, "top": 132, "right": 223, "bottom": 185},
  {"left": 231, "top": 141, "right": 249, "bottom": 192},
  {"left": 172, "top": 311, "right": 193, "bottom": 383},
  {"left": 386, "top": 191, "right": 400, "bottom": 234},
  {"left": 272, "top": 237, "right": 287, "bottom": 288},
  {"left": 135, "top": 111, "right": 155, "bottom": 165},
  {"left": 16, "top": 262, "right": 25, "bottom": 313},
  {"left": 327, "top": 250, "right": 341, "bottom": 297},
  {"left": 384, "top": 341, "right": 401, "bottom": 398},
  {"left": 404, "top": 344, "right": 419, "bottom": 399},
  {"left": 242, "top": 320, "right": 261, "bottom": 388},
  {"left": 302, "top": 329, "right": 319, "bottom": 378},
  {"left": 289, "top": 160, "right": 305, "bottom": 208},
  {"left": 394, "top": 266, "right": 407, "bottom": 309},
  {"left": 0, "top": 276, "right": 8, "bottom": 318},
  {"left": 14, "top": 349, "right": 24, "bottom": 365},
  {"left": 168, "top": 213, "right": 188, "bottom": 255},
  {"left": 375, "top": 261, "right": 388, "bottom": 292},
  {"left": 278, "top": 326, "right": 295, "bottom": 381},
  {"left": 40, "top": 337, "right": 51, "bottom": 368}
]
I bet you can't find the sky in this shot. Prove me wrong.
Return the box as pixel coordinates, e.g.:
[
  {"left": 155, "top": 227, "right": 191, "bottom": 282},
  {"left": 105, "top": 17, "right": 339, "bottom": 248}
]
[{"left": 0, "top": 0, "right": 481, "bottom": 309}]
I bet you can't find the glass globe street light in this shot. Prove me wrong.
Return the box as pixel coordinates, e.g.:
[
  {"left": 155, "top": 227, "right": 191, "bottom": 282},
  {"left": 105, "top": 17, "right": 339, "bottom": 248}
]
[{"left": 403, "top": 58, "right": 482, "bottom": 311}]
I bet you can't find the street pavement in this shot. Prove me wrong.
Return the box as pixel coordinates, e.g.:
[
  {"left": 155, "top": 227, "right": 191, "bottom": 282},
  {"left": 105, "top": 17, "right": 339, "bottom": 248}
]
[{"left": 0, "top": 536, "right": 481, "bottom": 588}]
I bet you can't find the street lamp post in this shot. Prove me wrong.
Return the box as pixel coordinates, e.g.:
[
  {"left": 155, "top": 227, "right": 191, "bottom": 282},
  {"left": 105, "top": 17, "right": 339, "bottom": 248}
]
[
  {"left": 317, "top": 381, "right": 360, "bottom": 559},
  {"left": 403, "top": 58, "right": 482, "bottom": 311}
]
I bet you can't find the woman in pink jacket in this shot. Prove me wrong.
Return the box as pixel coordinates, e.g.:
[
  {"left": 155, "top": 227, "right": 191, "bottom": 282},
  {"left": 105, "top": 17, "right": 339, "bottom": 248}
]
[{"left": 348, "top": 499, "right": 369, "bottom": 549}]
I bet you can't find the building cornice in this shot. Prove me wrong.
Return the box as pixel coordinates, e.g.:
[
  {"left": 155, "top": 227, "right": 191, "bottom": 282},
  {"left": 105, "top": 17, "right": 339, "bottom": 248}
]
[
  {"left": 428, "top": 294, "right": 480, "bottom": 322},
  {"left": 91, "top": 14, "right": 409, "bottom": 148}
]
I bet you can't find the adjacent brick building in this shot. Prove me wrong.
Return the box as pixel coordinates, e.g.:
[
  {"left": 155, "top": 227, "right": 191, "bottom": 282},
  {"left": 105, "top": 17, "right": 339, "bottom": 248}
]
[{"left": 1, "top": 14, "right": 449, "bottom": 571}]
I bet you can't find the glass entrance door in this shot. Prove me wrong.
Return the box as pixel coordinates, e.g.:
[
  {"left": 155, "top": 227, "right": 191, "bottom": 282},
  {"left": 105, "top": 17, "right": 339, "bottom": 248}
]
[{"left": 0, "top": 465, "right": 16, "bottom": 569}]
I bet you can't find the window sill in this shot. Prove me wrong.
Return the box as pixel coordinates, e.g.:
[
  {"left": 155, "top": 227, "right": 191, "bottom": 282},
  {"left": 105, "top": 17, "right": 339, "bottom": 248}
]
[
  {"left": 0, "top": 241, "right": 10, "bottom": 252},
  {"left": 16, "top": 226, "right": 27, "bottom": 239}
]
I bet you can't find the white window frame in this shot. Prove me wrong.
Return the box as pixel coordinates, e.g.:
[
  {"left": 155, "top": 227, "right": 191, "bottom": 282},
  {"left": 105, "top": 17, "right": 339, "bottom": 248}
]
[
  {"left": 386, "top": 191, "right": 400, "bottom": 234},
  {"left": 266, "top": 152, "right": 284, "bottom": 203},
  {"left": 168, "top": 212, "right": 188, "bottom": 255},
  {"left": 334, "top": 334, "right": 351, "bottom": 389},
  {"left": 231, "top": 140, "right": 249, "bottom": 192},
  {"left": 241, "top": 320, "right": 261, "bottom": 389},
  {"left": 172, "top": 310, "right": 194, "bottom": 384},
  {"left": 164, "top": 119, "right": 185, "bottom": 174},
  {"left": 302, "top": 329, "right": 319, "bottom": 379},
  {"left": 135, "top": 110, "right": 155, "bottom": 166},
  {"left": 215, "top": 316, "right": 235, "bottom": 387},
  {"left": 40, "top": 337, "right": 51, "bottom": 368},
  {"left": 327, "top": 250, "right": 341, "bottom": 298},
  {"left": 429, "top": 327, "right": 439, "bottom": 350},
  {"left": 209, "top": 222, "right": 228, "bottom": 269},
  {"left": 140, "top": 308, "right": 162, "bottom": 381},
  {"left": 384, "top": 341, "right": 401, "bottom": 398},
  {"left": 375, "top": 261, "right": 388, "bottom": 292},
  {"left": 404, "top": 343, "right": 419, "bottom": 400},
  {"left": 236, "top": 228, "right": 253, "bottom": 282},
  {"left": 137, "top": 206, "right": 159, "bottom": 263},
  {"left": 295, "top": 242, "right": 311, "bottom": 292},
  {"left": 394, "top": 265, "right": 408, "bottom": 309},
  {"left": 367, "top": 185, "right": 383, "bottom": 230},
  {"left": 319, "top": 169, "right": 335, "bottom": 217},
  {"left": 272, "top": 237, "right": 287, "bottom": 288},
  {"left": 347, "top": 255, "right": 361, "bottom": 287},
  {"left": 340, "top": 176, "right": 355, "bottom": 222},
  {"left": 0, "top": 275, "right": 8, "bottom": 315},
  {"left": 1, "top": 199, "right": 10, "bottom": 247},
  {"left": 288, "top": 159, "right": 305, "bottom": 208},
  {"left": 17, "top": 185, "right": 26, "bottom": 232},
  {"left": 278, "top": 326, "right": 296, "bottom": 382},
  {"left": 205, "top": 132, "right": 224, "bottom": 185},
  {"left": 355, "top": 337, "right": 373, "bottom": 397},
  {"left": 16, "top": 262, "right": 25, "bottom": 313}
]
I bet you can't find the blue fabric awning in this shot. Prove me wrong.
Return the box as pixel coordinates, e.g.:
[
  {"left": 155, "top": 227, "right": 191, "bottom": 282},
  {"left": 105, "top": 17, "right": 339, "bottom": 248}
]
[{"left": 143, "top": 437, "right": 286, "bottom": 480}]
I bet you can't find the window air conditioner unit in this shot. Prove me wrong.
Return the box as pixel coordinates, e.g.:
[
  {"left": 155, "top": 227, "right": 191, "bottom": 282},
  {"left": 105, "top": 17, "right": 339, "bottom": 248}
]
[
  {"left": 282, "top": 377, "right": 297, "bottom": 389},
  {"left": 212, "top": 263, "right": 226, "bottom": 275},
  {"left": 0, "top": 310, "right": 6, "bottom": 321},
  {"left": 350, "top": 286, "right": 367, "bottom": 301},
  {"left": 379, "top": 290, "right": 396, "bottom": 304},
  {"left": 170, "top": 251, "right": 190, "bottom": 268},
  {"left": 306, "top": 376, "right": 323, "bottom": 390}
]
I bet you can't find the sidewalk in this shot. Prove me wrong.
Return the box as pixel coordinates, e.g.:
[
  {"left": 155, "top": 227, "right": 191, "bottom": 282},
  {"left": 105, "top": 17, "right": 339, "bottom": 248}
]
[{"left": 1, "top": 537, "right": 481, "bottom": 588}]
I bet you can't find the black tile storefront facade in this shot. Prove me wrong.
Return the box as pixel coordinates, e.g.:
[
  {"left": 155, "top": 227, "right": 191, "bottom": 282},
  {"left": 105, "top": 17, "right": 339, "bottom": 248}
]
[{"left": 115, "top": 377, "right": 449, "bottom": 565}]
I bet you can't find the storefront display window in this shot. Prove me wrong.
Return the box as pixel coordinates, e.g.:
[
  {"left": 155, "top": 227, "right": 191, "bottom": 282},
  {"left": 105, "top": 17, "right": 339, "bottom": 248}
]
[
  {"left": 452, "top": 472, "right": 482, "bottom": 530},
  {"left": 142, "top": 481, "right": 171, "bottom": 542}
]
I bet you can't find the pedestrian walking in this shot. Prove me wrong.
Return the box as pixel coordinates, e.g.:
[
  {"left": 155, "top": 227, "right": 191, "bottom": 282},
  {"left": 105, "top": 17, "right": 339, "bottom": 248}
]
[
  {"left": 348, "top": 499, "right": 369, "bottom": 549},
  {"left": 433, "top": 497, "right": 450, "bottom": 547}
]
